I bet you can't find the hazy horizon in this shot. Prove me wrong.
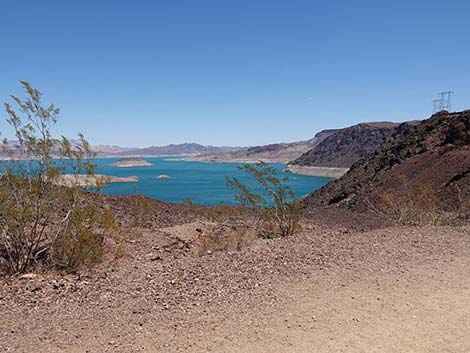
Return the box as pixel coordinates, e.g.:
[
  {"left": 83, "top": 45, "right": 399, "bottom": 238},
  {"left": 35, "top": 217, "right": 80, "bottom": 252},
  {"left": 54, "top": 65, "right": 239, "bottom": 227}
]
[{"left": 1, "top": 1, "right": 469, "bottom": 146}]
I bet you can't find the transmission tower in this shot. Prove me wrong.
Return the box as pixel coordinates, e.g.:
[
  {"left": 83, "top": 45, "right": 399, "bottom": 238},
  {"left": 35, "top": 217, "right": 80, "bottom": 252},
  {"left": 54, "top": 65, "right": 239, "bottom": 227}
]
[
  {"left": 432, "top": 91, "right": 454, "bottom": 113},
  {"left": 439, "top": 91, "right": 454, "bottom": 111}
]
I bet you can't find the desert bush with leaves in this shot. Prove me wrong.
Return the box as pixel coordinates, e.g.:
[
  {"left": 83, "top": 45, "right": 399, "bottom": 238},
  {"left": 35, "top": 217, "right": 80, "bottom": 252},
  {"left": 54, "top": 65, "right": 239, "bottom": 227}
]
[
  {"left": 0, "top": 81, "right": 114, "bottom": 274},
  {"left": 226, "top": 162, "right": 302, "bottom": 238}
]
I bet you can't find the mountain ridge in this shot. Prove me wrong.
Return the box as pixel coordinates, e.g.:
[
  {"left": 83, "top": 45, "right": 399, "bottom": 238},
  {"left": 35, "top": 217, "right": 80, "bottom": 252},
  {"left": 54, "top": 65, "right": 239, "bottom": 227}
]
[
  {"left": 305, "top": 110, "right": 470, "bottom": 211},
  {"left": 289, "top": 121, "right": 400, "bottom": 168}
]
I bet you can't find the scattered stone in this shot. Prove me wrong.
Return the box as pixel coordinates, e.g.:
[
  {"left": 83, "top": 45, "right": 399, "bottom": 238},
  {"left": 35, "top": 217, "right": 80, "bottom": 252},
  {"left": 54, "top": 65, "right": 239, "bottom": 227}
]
[{"left": 19, "top": 273, "right": 37, "bottom": 280}]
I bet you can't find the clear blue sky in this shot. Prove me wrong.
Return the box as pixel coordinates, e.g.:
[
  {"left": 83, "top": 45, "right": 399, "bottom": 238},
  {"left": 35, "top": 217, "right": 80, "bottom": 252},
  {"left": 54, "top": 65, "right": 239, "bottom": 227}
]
[{"left": 1, "top": 0, "right": 469, "bottom": 147}]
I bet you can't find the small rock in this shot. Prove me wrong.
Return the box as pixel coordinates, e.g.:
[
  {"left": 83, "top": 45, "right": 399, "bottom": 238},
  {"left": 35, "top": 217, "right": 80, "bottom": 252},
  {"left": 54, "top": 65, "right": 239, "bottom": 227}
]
[{"left": 19, "top": 273, "right": 37, "bottom": 280}]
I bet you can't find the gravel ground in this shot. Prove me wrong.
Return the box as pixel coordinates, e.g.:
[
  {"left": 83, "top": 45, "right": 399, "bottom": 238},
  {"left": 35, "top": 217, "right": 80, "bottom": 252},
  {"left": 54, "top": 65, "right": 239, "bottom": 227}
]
[{"left": 1, "top": 210, "right": 469, "bottom": 352}]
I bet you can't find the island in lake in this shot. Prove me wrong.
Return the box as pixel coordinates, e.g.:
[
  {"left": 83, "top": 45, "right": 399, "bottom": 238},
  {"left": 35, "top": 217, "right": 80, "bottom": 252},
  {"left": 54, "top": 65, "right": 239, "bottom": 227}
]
[
  {"left": 55, "top": 174, "right": 138, "bottom": 187},
  {"left": 112, "top": 157, "right": 152, "bottom": 167}
]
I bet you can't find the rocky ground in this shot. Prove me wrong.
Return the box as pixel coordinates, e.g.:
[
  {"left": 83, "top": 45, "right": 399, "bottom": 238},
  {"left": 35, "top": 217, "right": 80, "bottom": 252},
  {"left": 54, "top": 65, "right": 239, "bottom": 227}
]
[{"left": 1, "top": 200, "right": 469, "bottom": 352}]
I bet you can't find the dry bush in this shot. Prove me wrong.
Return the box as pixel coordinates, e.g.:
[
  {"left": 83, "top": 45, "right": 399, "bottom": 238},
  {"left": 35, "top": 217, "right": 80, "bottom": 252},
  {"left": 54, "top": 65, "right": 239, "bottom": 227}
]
[
  {"left": 205, "top": 204, "right": 240, "bottom": 224},
  {"left": 373, "top": 178, "right": 468, "bottom": 226},
  {"left": 455, "top": 184, "right": 470, "bottom": 222},
  {"left": 181, "top": 198, "right": 194, "bottom": 206},
  {"left": 129, "top": 192, "right": 155, "bottom": 227},
  {"left": 193, "top": 225, "right": 258, "bottom": 256},
  {"left": 115, "top": 244, "right": 126, "bottom": 259},
  {"left": 377, "top": 184, "right": 443, "bottom": 225}
]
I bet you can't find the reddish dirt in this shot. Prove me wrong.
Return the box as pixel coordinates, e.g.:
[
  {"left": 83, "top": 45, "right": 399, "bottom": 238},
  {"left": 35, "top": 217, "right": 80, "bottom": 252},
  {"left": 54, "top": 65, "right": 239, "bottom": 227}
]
[{"left": 1, "top": 219, "right": 469, "bottom": 352}]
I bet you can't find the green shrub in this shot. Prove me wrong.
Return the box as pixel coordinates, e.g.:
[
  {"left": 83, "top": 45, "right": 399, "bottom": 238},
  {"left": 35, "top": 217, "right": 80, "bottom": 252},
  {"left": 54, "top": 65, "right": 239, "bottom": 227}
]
[
  {"left": 226, "top": 162, "right": 302, "bottom": 237},
  {"left": 0, "top": 81, "right": 114, "bottom": 274}
]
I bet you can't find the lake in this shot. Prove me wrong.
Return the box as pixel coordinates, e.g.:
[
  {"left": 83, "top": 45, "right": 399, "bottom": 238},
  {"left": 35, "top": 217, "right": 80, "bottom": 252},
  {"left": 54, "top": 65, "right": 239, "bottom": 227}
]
[{"left": 91, "top": 157, "right": 332, "bottom": 205}]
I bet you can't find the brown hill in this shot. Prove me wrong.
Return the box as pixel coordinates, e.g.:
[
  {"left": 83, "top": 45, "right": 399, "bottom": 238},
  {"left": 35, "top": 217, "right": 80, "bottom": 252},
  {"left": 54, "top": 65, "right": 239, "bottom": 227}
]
[
  {"left": 305, "top": 110, "right": 470, "bottom": 211},
  {"left": 289, "top": 122, "right": 399, "bottom": 168}
]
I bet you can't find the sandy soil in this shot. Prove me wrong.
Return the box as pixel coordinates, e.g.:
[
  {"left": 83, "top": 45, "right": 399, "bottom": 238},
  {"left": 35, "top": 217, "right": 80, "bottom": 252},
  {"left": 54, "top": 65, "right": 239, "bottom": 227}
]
[{"left": 1, "top": 220, "right": 469, "bottom": 352}]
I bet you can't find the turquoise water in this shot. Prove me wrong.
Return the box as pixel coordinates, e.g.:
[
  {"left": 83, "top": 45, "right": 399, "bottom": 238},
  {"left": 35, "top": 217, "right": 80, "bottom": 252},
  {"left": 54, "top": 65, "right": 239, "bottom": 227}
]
[{"left": 85, "top": 157, "right": 331, "bottom": 205}]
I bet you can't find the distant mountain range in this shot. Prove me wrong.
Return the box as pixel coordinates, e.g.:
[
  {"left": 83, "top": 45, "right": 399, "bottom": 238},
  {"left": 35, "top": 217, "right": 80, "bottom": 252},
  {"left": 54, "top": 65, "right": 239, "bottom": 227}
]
[
  {"left": 91, "top": 143, "right": 244, "bottom": 157},
  {"left": 183, "top": 129, "right": 338, "bottom": 163},
  {"left": 1, "top": 140, "right": 244, "bottom": 159}
]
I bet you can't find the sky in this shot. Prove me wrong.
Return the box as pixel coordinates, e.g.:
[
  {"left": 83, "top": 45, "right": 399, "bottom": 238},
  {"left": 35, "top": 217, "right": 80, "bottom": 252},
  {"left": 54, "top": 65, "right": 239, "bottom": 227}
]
[{"left": 1, "top": 0, "right": 469, "bottom": 147}]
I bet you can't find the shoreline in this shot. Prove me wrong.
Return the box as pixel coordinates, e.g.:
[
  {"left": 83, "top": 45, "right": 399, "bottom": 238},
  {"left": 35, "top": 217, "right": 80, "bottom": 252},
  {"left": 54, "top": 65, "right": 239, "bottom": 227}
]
[
  {"left": 285, "top": 165, "right": 348, "bottom": 178},
  {"left": 167, "top": 156, "right": 291, "bottom": 163},
  {"left": 168, "top": 157, "right": 349, "bottom": 179}
]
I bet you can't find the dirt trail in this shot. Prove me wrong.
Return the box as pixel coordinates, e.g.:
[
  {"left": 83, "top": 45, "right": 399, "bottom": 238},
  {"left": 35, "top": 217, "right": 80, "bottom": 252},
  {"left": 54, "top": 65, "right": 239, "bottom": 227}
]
[
  {"left": 180, "top": 258, "right": 470, "bottom": 353},
  {"left": 1, "top": 225, "right": 469, "bottom": 352}
]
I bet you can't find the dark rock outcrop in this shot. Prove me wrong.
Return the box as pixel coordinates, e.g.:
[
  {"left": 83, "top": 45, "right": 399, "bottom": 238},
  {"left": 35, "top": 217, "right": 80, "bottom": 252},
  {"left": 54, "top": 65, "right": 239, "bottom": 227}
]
[
  {"left": 305, "top": 110, "right": 470, "bottom": 211},
  {"left": 290, "top": 122, "right": 399, "bottom": 168}
]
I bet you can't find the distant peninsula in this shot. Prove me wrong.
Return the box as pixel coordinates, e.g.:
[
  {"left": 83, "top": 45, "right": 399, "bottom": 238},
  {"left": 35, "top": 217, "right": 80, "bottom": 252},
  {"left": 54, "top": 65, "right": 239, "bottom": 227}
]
[
  {"left": 112, "top": 157, "right": 152, "bottom": 167},
  {"left": 55, "top": 174, "right": 138, "bottom": 187}
]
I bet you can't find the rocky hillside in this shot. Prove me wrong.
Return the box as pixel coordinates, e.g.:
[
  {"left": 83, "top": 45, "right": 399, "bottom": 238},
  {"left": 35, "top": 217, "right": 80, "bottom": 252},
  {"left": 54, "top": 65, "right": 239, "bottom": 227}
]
[
  {"left": 290, "top": 122, "right": 399, "bottom": 168},
  {"left": 305, "top": 110, "right": 470, "bottom": 211},
  {"left": 185, "top": 129, "right": 338, "bottom": 163}
]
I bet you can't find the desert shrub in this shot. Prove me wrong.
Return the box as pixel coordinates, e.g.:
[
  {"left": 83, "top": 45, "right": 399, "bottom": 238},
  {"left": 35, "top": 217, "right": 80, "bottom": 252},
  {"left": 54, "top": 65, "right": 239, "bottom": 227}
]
[
  {"left": 455, "top": 184, "right": 470, "bottom": 222},
  {"left": 226, "top": 162, "right": 302, "bottom": 238},
  {"left": 379, "top": 188, "right": 438, "bottom": 225},
  {"left": 205, "top": 204, "right": 239, "bottom": 223},
  {"left": 0, "top": 81, "right": 114, "bottom": 274},
  {"left": 374, "top": 180, "right": 447, "bottom": 225},
  {"left": 129, "top": 190, "right": 155, "bottom": 227},
  {"left": 193, "top": 225, "right": 257, "bottom": 256},
  {"left": 181, "top": 198, "right": 194, "bottom": 206}
]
